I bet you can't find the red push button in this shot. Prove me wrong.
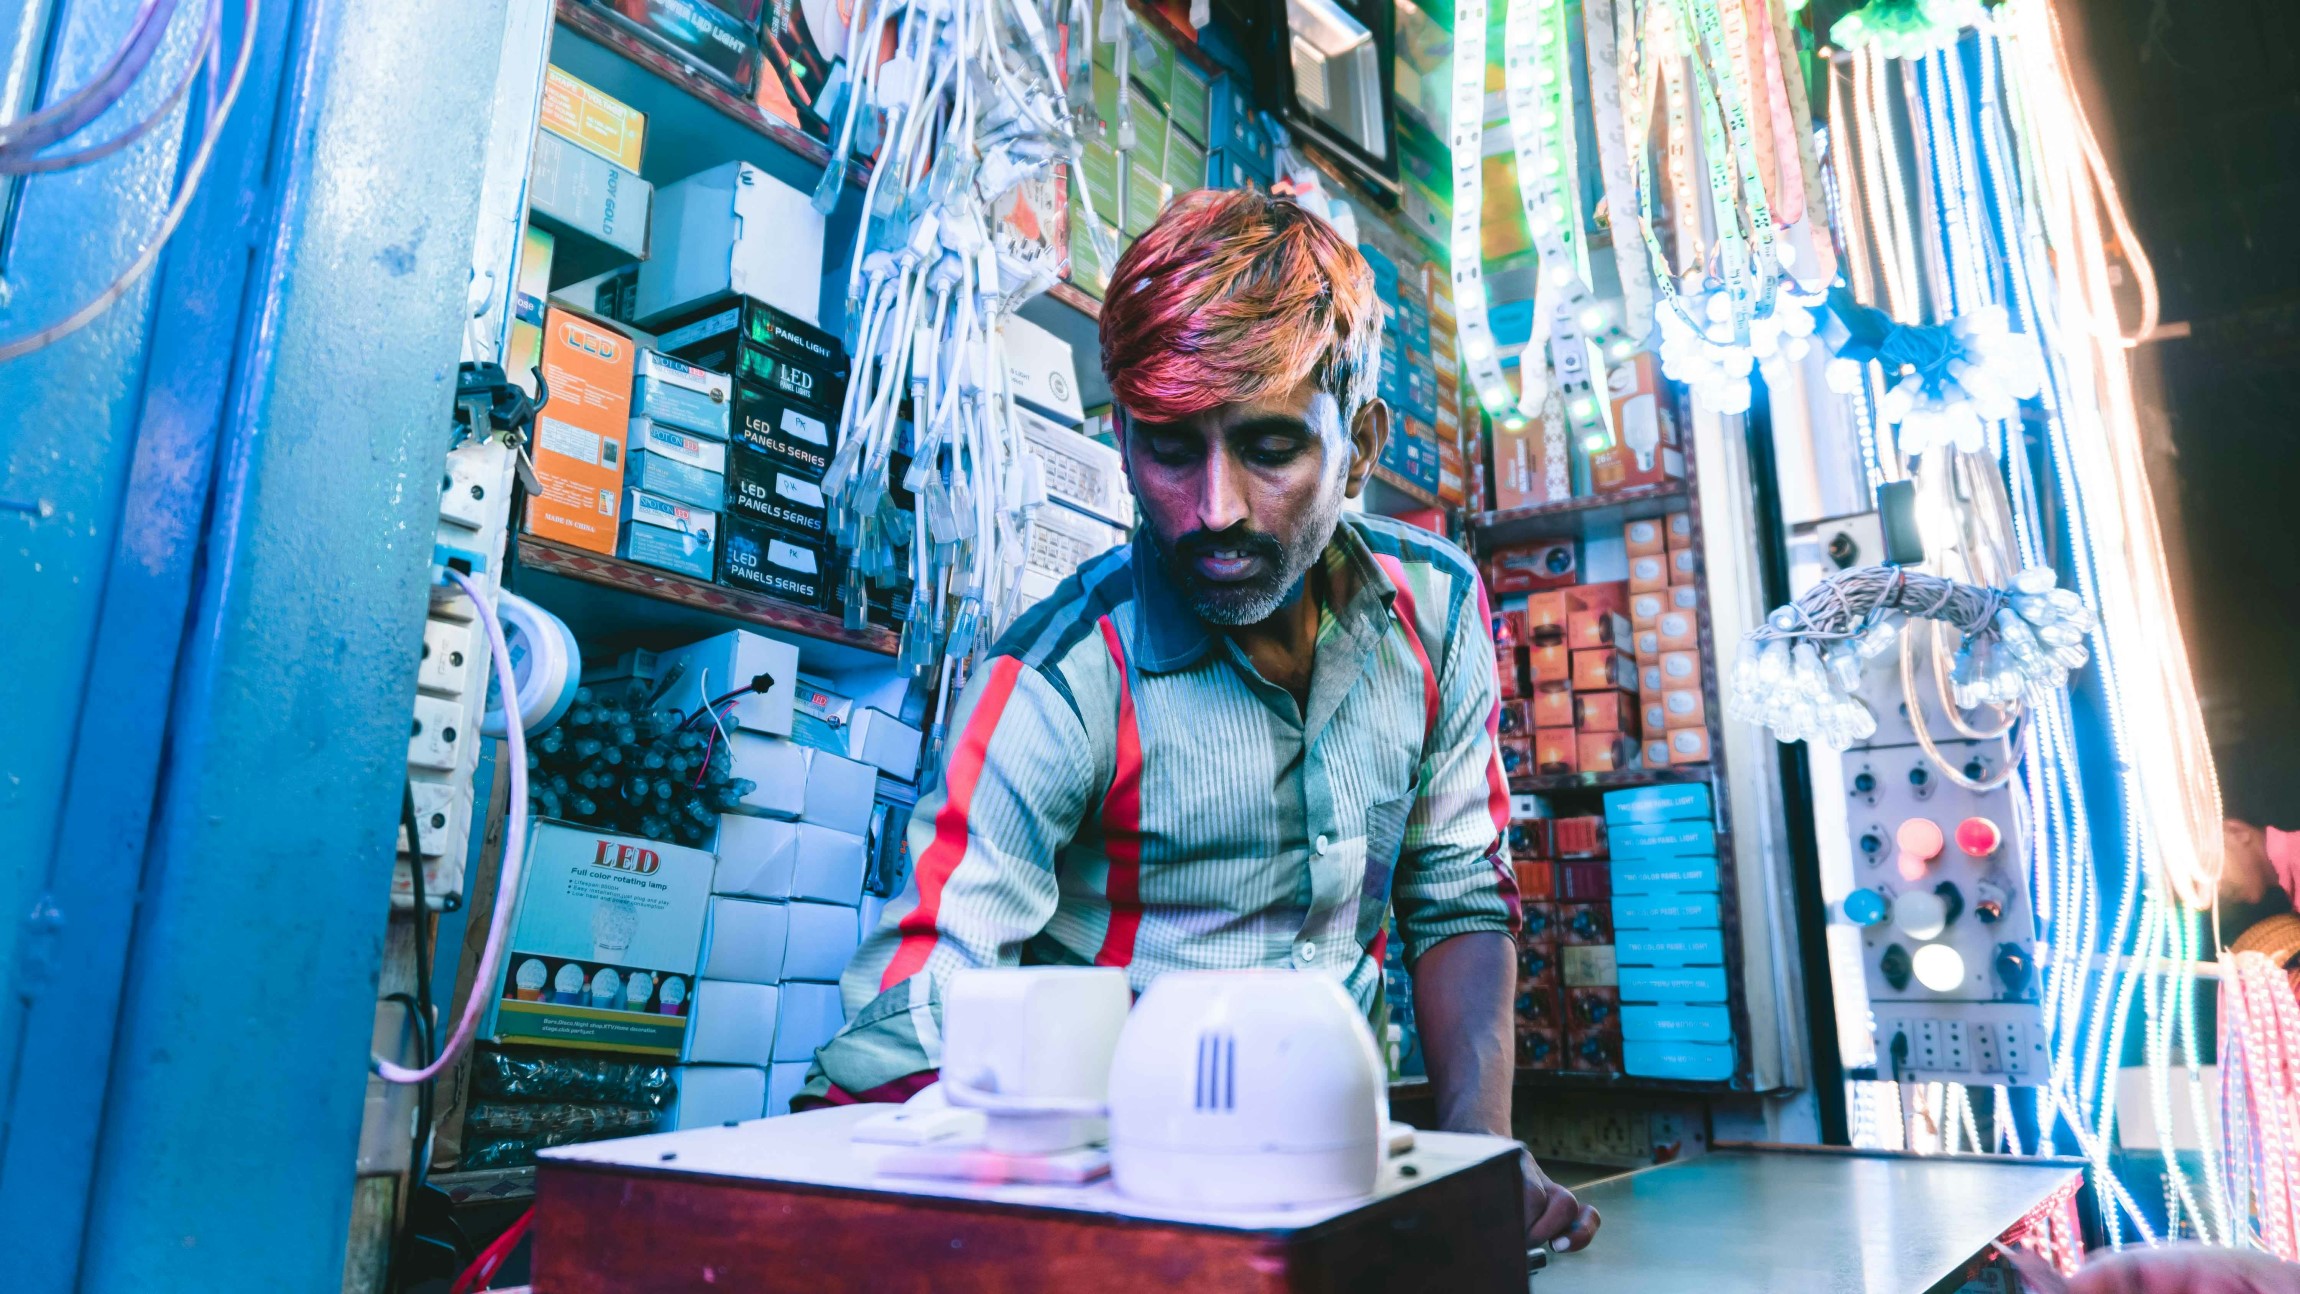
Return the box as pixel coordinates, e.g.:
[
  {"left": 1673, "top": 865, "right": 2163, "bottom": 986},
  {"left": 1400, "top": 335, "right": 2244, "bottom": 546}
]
[
  {"left": 1895, "top": 818, "right": 1944, "bottom": 881},
  {"left": 1956, "top": 816, "right": 2002, "bottom": 858}
]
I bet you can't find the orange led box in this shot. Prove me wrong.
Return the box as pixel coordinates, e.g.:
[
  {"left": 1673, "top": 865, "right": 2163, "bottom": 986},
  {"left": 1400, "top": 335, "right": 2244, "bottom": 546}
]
[{"left": 528, "top": 306, "right": 636, "bottom": 555}]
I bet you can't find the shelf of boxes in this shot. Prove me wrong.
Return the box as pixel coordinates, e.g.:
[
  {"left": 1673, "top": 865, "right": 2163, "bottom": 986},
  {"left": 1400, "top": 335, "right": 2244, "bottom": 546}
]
[{"left": 1469, "top": 480, "right": 1691, "bottom": 547}]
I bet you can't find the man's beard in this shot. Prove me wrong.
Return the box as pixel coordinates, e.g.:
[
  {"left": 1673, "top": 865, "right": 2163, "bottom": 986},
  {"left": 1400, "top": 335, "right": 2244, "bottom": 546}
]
[{"left": 1155, "top": 490, "right": 1345, "bottom": 627}]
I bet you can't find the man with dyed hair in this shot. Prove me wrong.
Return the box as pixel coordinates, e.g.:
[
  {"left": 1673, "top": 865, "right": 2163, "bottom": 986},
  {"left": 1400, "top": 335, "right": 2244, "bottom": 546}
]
[{"left": 802, "top": 190, "right": 1597, "bottom": 1252}]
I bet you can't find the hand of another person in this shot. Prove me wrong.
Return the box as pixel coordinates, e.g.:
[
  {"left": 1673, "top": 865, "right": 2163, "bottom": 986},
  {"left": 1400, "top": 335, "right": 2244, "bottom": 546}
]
[
  {"left": 2011, "top": 1242, "right": 2300, "bottom": 1294},
  {"left": 1521, "top": 1148, "right": 1600, "bottom": 1253}
]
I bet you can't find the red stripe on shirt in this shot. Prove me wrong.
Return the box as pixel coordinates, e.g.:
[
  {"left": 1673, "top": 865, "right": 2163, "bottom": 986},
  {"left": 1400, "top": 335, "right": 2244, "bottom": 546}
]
[
  {"left": 1374, "top": 554, "right": 1441, "bottom": 741},
  {"left": 1093, "top": 616, "right": 1145, "bottom": 969},
  {"left": 1470, "top": 572, "right": 1521, "bottom": 927},
  {"left": 881, "top": 655, "right": 1025, "bottom": 990}
]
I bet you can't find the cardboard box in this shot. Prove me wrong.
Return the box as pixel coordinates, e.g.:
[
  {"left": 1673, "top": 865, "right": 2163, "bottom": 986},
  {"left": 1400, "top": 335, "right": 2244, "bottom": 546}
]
[
  {"left": 803, "top": 747, "right": 877, "bottom": 835},
  {"left": 1521, "top": 900, "right": 1560, "bottom": 944},
  {"left": 1661, "top": 687, "right": 1707, "bottom": 730},
  {"left": 1002, "top": 314, "right": 1084, "bottom": 427},
  {"left": 1566, "top": 581, "right": 1628, "bottom": 618},
  {"left": 1575, "top": 690, "right": 1638, "bottom": 736},
  {"left": 1612, "top": 819, "right": 1719, "bottom": 859},
  {"left": 1516, "top": 981, "right": 1563, "bottom": 1028},
  {"left": 1560, "top": 903, "right": 1613, "bottom": 946},
  {"left": 1531, "top": 688, "right": 1575, "bottom": 729},
  {"left": 1613, "top": 859, "right": 1723, "bottom": 898},
  {"left": 1076, "top": 137, "right": 1123, "bottom": 218},
  {"left": 1641, "top": 697, "right": 1668, "bottom": 735},
  {"left": 1498, "top": 736, "right": 1535, "bottom": 780},
  {"left": 626, "top": 420, "right": 728, "bottom": 511},
  {"left": 529, "top": 130, "right": 652, "bottom": 261},
  {"left": 1489, "top": 412, "right": 1569, "bottom": 511},
  {"left": 553, "top": 265, "right": 640, "bottom": 325},
  {"left": 1509, "top": 818, "right": 1555, "bottom": 860},
  {"left": 1524, "top": 590, "right": 1570, "bottom": 636},
  {"left": 1577, "top": 732, "right": 1635, "bottom": 773},
  {"left": 1629, "top": 588, "right": 1667, "bottom": 629},
  {"left": 685, "top": 980, "right": 780, "bottom": 1065},
  {"left": 1671, "top": 583, "right": 1700, "bottom": 613},
  {"left": 542, "top": 64, "right": 647, "bottom": 172},
  {"left": 1487, "top": 541, "right": 1578, "bottom": 593},
  {"left": 1527, "top": 642, "right": 1571, "bottom": 690},
  {"left": 699, "top": 896, "right": 791, "bottom": 984},
  {"left": 727, "top": 448, "right": 828, "bottom": 543},
  {"left": 1624, "top": 517, "right": 1667, "bottom": 557},
  {"left": 637, "top": 161, "right": 824, "bottom": 326},
  {"left": 1066, "top": 215, "right": 1118, "bottom": 299},
  {"left": 1567, "top": 1029, "right": 1624, "bottom": 1075},
  {"left": 591, "top": 0, "right": 761, "bottom": 93},
  {"left": 1656, "top": 608, "right": 1699, "bottom": 654},
  {"left": 1516, "top": 1022, "right": 1564, "bottom": 1069},
  {"left": 484, "top": 822, "right": 714, "bottom": 1056},
  {"left": 753, "top": 0, "right": 891, "bottom": 140},
  {"left": 1572, "top": 647, "right": 1637, "bottom": 692},
  {"left": 1513, "top": 860, "right": 1557, "bottom": 900},
  {"left": 1491, "top": 610, "right": 1524, "bottom": 646},
  {"left": 1624, "top": 1039, "right": 1733, "bottom": 1081},
  {"left": 672, "top": 1063, "right": 766, "bottom": 1129},
  {"left": 730, "top": 380, "right": 835, "bottom": 481},
  {"left": 1496, "top": 647, "right": 1527, "bottom": 701},
  {"left": 1164, "top": 128, "right": 1206, "bottom": 198},
  {"left": 1619, "top": 966, "right": 1729, "bottom": 1004},
  {"left": 634, "top": 350, "right": 734, "bottom": 440},
  {"left": 1604, "top": 782, "right": 1715, "bottom": 826},
  {"left": 1567, "top": 609, "right": 1631, "bottom": 651},
  {"left": 1497, "top": 699, "right": 1531, "bottom": 736},
  {"left": 1627, "top": 552, "right": 1669, "bottom": 593},
  {"left": 1123, "top": 155, "right": 1167, "bottom": 236},
  {"left": 794, "top": 684, "right": 923, "bottom": 780},
  {"left": 507, "top": 225, "right": 554, "bottom": 393},
  {"left": 1666, "top": 511, "right": 1695, "bottom": 550},
  {"left": 1562, "top": 940, "right": 1618, "bottom": 984},
  {"left": 1632, "top": 629, "right": 1662, "bottom": 660},
  {"left": 992, "top": 164, "right": 1070, "bottom": 291},
  {"left": 618, "top": 488, "right": 719, "bottom": 580},
  {"left": 715, "top": 817, "right": 867, "bottom": 903},
  {"left": 726, "top": 732, "right": 808, "bottom": 818},
  {"left": 783, "top": 899, "right": 862, "bottom": 981},
  {"left": 1664, "top": 726, "right": 1712, "bottom": 765},
  {"left": 1620, "top": 1002, "right": 1731, "bottom": 1041},
  {"left": 660, "top": 630, "right": 802, "bottom": 737},
  {"left": 1658, "top": 649, "right": 1702, "bottom": 692},
  {"left": 1591, "top": 352, "right": 1685, "bottom": 494},
  {"left": 1616, "top": 928, "right": 1727, "bottom": 968},
  {"left": 1024, "top": 499, "right": 1129, "bottom": 586},
  {"left": 1670, "top": 547, "right": 1699, "bottom": 586},
  {"left": 657, "top": 295, "right": 848, "bottom": 416},
  {"left": 527, "top": 307, "right": 635, "bottom": 555},
  {"left": 1020, "top": 407, "right": 1132, "bottom": 525},
  {"left": 719, "top": 518, "right": 828, "bottom": 608},
  {"left": 1560, "top": 864, "right": 1613, "bottom": 904},
  {"left": 1640, "top": 661, "right": 1666, "bottom": 695},
  {"left": 1644, "top": 738, "right": 1671, "bottom": 767},
  {"left": 767, "top": 1060, "right": 811, "bottom": 1116},
  {"left": 1554, "top": 815, "right": 1608, "bottom": 859},
  {"left": 1533, "top": 728, "right": 1577, "bottom": 774},
  {"left": 774, "top": 981, "right": 844, "bottom": 1062},
  {"left": 1614, "top": 891, "right": 1721, "bottom": 932}
]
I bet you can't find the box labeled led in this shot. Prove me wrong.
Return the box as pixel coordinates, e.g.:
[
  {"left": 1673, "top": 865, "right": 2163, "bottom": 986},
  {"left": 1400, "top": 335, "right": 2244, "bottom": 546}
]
[
  {"left": 528, "top": 130, "right": 652, "bottom": 261},
  {"left": 1533, "top": 728, "right": 1577, "bottom": 774},
  {"left": 727, "top": 448, "right": 828, "bottom": 542},
  {"left": 1613, "top": 893, "right": 1722, "bottom": 930},
  {"left": 1661, "top": 687, "right": 1706, "bottom": 730},
  {"left": 719, "top": 517, "right": 827, "bottom": 608},
  {"left": 527, "top": 307, "right": 635, "bottom": 555},
  {"left": 1624, "top": 517, "right": 1666, "bottom": 557},
  {"left": 618, "top": 488, "right": 718, "bottom": 580},
  {"left": 1629, "top": 588, "right": 1667, "bottom": 630},
  {"left": 485, "top": 821, "right": 713, "bottom": 1056},
  {"left": 1670, "top": 548, "right": 1699, "bottom": 585},
  {"left": 1576, "top": 732, "right": 1635, "bottom": 773},
  {"left": 1572, "top": 647, "right": 1637, "bottom": 692},
  {"left": 1628, "top": 552, "right": 1669, "bottom": 593},
  {"left": 1568, "top": 609, "right": 1631, "bottom": 651},
  {"left": 657, "top": 295, "right": 848, "bottom": 419},
  {"left": 1621, "top": 1004, "right": 1732, "bottom": 1044},
  {"left": 1531, "top": 689, "right": 1574, "bottom": 729},
  {"left": 637, "top": 160, "right": 823, "bottom": 324},
  {"left": 1658, "top": 649, "right": 1702, "bottom": 690},
  {"left": 1611, "top": 819, "right": 1718, "bottom": 859},
  {"left": 633, "top": 350, "right": 732, "bottom": 440},
  {"left": 542, "top": 64, "right": 647, "bottom": 172},
  {"left": 1666, "top": 511, "right": 1695, "bottom": 549},
  {"left": 625, "top": 420, "right": 728, "bottom": 511},
  {"left": 1664, "top": 726, "right": 1712, "bottom": 765},
  {"left": 1619, "top": 966, "right": 1728, "bottom": 1003},
  {"left": 1656, "top": 608, "right": 1699, "bottom": 654},
  {"left": 1603, "top": 782, "right": 1713, "bottom": 826},
  {"left": 1617, "top": 926, "right": 1725, "bottom": 963}
]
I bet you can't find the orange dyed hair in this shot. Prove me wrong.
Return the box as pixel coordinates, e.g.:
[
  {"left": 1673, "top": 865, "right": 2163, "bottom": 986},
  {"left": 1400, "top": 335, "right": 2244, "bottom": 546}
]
[{"left": 1099, "top": 189, "right": 1382, "bottom": 425}]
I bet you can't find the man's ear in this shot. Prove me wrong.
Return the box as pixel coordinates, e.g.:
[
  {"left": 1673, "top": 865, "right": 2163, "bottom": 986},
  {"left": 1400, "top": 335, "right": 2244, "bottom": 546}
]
[{"left": 1343, "top": 398, "right": 1389, "bottom": 499}]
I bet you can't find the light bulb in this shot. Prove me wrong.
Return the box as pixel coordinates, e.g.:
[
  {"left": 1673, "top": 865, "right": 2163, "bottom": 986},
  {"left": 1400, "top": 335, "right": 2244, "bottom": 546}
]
[{"left": 1912, "top": 944, "right": 1966, "bottom": 993}]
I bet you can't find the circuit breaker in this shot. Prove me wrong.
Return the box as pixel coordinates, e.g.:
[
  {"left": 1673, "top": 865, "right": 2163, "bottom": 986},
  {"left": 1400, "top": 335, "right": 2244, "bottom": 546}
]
[
  {"left": 392, "top": 433, "right": 519, "bottom": 906},
  {"left": 1838, "top": 664, "right": 2048, "bottom": 1084}
]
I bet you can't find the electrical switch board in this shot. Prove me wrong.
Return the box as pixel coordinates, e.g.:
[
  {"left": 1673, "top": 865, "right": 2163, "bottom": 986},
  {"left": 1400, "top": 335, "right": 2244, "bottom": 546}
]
[{"left": 393, "top": 435, "right": 519, "bottom": 907}]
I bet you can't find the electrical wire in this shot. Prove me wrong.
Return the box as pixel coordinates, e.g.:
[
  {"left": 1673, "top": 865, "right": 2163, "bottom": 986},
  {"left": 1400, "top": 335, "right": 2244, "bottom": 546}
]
[
  {"left": 375, "top": 567, "right": 527, "bottom": 1087},
  {"left": 391, "top": 780, "right": 440, "bottom": 1288},
  {"left": 0, "top": 0, "right": 182, "bottom": 155},
  {"left": 0, "top": 0, "right": 258, "bottom": 363},
  {"left": 1, "top": 0, "right": 217, "bottom": 175}
]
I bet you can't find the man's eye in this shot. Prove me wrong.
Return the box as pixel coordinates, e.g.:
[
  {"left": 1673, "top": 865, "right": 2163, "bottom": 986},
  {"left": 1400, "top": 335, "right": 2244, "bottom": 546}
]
[
  {"left": 1146, "top": 439, "right": 1197, "bottom": 465},
  {"left": 1247, "top": 439, "right": 1306, "bottom": 466}
]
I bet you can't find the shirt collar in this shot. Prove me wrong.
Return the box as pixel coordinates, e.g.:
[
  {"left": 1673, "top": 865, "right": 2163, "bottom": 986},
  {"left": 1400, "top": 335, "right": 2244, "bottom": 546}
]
[{"left": 1128, "top": 515, "right": 1398, "bottom": 675}]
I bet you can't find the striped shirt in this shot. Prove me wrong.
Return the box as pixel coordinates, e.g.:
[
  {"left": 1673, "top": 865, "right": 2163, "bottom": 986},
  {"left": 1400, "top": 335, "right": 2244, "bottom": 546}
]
[{"left": 801, "top": 512, "right": 1516, "bottom": 1102}]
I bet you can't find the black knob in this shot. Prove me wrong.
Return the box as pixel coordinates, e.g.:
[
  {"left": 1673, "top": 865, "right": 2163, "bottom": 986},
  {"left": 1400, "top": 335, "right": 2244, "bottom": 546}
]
[
  {"left": 1976, "top": 900, "right": 2004, "bottom": 925},
  {"left": 1995, "top": 944, "right": 2035, "bottom": 997},
  {"left": 1909, "top": 766, "right": 1930, "bottom": 787},
  {"left": 1860, "top": 832, "right": 1883, "bottom": 855},
  {"left": 1881, "top": 943, "right": 1913, "bottom": 991},
  {"left": 1964, "top": 759, "right": 1986, "bottom": 782},
  {"left": 1933, "top": 882, "right": 1965, "bottom": 927},
  {"left": 1853, "top": 771, "right": 1877, "bottom": 794}
]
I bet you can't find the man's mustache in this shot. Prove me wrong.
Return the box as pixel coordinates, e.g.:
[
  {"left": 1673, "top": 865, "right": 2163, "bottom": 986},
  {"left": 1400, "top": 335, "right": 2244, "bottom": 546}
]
[{"left": 1172, "top": 528, "right": 1285, "bottom": 566}]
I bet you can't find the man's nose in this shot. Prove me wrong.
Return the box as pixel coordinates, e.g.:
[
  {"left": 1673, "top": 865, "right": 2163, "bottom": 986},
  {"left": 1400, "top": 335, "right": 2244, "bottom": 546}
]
[{"left": 1198, "top": 446, "right": 1250, "bottom": 535}]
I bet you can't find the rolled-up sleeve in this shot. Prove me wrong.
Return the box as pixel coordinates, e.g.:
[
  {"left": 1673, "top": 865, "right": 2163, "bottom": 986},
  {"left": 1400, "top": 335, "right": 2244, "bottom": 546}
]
[
  {"left": 802, "top": 655, "right": 1101, "bottom": 1099},
  {"left": 1392, "top": 580, "right": 1515, "bottom": 964}
]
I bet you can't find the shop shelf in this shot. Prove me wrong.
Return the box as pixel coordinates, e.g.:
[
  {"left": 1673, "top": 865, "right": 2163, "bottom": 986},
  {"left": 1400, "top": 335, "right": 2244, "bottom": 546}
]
[
  {"left": 512, "top": 535, "right": 899, "bottom": 672},
  {"left": 1470, "top": 481, "right": 1690, "bottom": 548},
  {"left": 1508, "top": 765, "right": 1713, "bottom": 795},
  {"left": 1370, "top": 465, "right": 1443, "bottom": 512},
  {"left": 1046, "top": 281, "right": 1103, "bottom": 322}
]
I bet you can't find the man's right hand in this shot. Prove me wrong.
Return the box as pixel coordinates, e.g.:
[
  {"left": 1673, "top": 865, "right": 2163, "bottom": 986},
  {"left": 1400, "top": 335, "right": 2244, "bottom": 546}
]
[{"left": 1521, "top": 1148, "right": 1600, "bottom": 1253}]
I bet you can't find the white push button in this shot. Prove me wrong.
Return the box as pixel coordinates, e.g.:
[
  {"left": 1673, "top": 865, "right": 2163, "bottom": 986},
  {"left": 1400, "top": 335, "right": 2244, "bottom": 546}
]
[
  {"left": 1315, "top": 834, "right": 1331, "bottom": 856},
  {"left": 1296, "top": 941, "right": 1317, "bottom": 964}
]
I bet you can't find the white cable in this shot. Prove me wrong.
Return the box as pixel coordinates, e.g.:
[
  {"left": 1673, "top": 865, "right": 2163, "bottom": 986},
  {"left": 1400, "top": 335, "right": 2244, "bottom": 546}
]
[{"left": 374, "top": 567, "right": 528, "bottom": 1086}]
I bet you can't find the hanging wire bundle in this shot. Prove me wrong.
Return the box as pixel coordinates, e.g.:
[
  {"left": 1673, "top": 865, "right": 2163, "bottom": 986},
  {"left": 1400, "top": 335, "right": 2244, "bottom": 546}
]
[
  {"left": 1729, "top": 564, "right": 2094, "bottom": 748},
  {"left": 525, "top": 683, "right": 756, "bottom": 846},
  {"left": 1821, "top": 294, "right": 2046, "bottom": 458},
  {"left": 812, "top": 0, "right": 1117, "bottom": 692},
  {"left": 2220, "top": 951, "right": 2300, "bottom": 1259}
]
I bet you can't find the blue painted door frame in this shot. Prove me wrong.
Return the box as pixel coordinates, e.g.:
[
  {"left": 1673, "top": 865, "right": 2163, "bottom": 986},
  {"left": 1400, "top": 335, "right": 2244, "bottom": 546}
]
[{"left": 0, "top": 1, "right": 508, "bottom": 1288}]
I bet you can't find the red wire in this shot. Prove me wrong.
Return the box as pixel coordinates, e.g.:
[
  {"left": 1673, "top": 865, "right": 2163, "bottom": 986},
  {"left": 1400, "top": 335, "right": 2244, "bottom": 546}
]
[{"left": 450, "top": 1204, "right": 534, "bottom": 1294}]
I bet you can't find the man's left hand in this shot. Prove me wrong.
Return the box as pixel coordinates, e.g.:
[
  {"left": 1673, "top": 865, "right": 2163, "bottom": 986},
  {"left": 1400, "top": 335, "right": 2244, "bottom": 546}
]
[{"left": 1522, "top": 1148, "right": 1601, "bottom": 1252}]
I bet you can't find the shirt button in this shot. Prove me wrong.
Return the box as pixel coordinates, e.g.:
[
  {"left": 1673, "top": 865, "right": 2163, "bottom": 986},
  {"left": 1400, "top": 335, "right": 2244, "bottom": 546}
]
[
  {"left": 1297, "top": 941, "right": 1318, "bottom": 964},
  {"left": 1314, "top": 834, "right": 1331, "bottom": 856}
]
